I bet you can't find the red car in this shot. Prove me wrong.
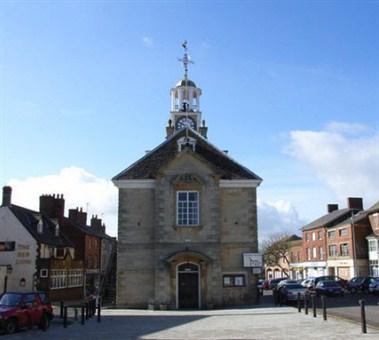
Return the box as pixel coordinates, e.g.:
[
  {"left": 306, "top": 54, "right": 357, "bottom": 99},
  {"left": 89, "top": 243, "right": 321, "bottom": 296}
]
[{"left": 0, "top": 292, "right": 53, "bottom": 334}]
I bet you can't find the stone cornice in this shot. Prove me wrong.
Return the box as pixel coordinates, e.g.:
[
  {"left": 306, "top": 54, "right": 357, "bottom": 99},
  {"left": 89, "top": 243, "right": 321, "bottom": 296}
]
[
  {"left": 112, "top": 179, "right": 156, "bottom": 189},
  {"left": 219, "top": 179, "right": 262, "bottom": 188}
]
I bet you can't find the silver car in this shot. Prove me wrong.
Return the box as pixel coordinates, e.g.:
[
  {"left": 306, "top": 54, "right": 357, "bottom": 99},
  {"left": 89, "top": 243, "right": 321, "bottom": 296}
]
[
  {"left": 280, "top": 284, "right": 307, "bottom": 303},
  {"left": 368, "top": 277, "right": 379, "bottom": 294}
]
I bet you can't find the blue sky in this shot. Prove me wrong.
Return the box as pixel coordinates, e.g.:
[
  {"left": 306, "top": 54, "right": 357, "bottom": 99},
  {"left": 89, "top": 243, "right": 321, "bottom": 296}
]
[{"left": 1, "top": 1, "right": 378, "bottom": 238}]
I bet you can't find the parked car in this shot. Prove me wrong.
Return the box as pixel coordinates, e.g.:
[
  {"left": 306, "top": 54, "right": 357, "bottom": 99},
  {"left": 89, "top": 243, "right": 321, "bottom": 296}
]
[
  {"left": 0, "top": 292, "right": 53, "bottom": 334},
  {"left": 314, "top": 280, "right": 344, "bottom": 296},
  {"left": 301, "top": 278, "right": 315, "bottom": 289},
  {"left": 276, "top": 279, "right": 298, "bottom": 291},
  {"left": 314, "top": 276, "right": 347, "bottom": 289},
  {"left": 347, "top": 276, "right": 373, "bottom": 294},
  {"left": 262, "top": 280, "right": 269, "bottom": 290},
  {"left": 257, "top": 279, "right": 265, "bottom": 294},
  {"left": 280, "top": 284, "right": 307, "bottom": 303},
  {"left": 268, "top": 278, "right": 285, "bottom": 290},
  {"left": 368, "top": 277, "right": 379, "bottom": 294}
]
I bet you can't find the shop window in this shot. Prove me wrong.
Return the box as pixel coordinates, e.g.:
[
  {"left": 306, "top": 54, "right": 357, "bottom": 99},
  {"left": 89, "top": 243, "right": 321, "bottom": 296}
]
[
  {"left": 68, "top": 269, "right": 83, "bottom": 287},
  {"left": 223, "top": 274, "right": 245, "bottom": 287},
  {"left": 50, "top": 269, "right": 67, "bottom": 289}
]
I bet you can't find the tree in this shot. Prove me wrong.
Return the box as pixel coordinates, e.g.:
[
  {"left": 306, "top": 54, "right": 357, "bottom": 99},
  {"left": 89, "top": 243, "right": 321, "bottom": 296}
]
[{"left": 261, "top": 233, "right": 293, "bottom": 278}]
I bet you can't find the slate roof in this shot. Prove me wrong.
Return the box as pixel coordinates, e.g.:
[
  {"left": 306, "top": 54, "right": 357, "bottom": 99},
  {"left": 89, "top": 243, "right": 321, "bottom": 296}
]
[
  {"left": 301, "top": 208, "right": 359, "bottom": 231},
  {"left": 60, "top": 217, "right": 113, "bottom": 240},
  {"left": 9, "top": 205, "right": 74, "bottom": 247},
  {"left": 113, "top": 128, "right": 262, "bottom": 181},
  {"left": 367, "top": 201, "right": 379, "bottom": 214},
  {"left": 333, "top": 201, "right": 379, "bottom": 228}
]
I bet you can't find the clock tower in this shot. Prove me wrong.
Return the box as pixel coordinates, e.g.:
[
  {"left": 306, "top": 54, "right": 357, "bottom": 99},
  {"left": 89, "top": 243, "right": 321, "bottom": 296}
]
[{"left": 166, "top": 42, "right": 208, "bottom": 138}]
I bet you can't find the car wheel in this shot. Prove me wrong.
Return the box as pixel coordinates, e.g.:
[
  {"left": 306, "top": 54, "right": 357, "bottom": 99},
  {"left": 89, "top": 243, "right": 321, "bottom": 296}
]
[
  {"left": 5, "top": 318, "right": 17, "bottom": 334},
  {"left": 363, "top": 288, "right": 369, "bottom": 295},
  {"left": 39, "top": 313, "right": 50, "bottom": 331}
]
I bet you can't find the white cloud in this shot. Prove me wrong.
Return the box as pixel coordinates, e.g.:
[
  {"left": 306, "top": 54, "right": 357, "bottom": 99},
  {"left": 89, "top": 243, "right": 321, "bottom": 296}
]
[
  {"left": 287, "top": 122, "right": 379, "bottom": 207},
  {"left": 7, "top": 167, "right": 118, "bottom": 237},
  {"left": 142, "top": 36, "right": 154, "bottom": 48},
  {"left": 258, "top": 199, "right": 305, "bottom": 242}
]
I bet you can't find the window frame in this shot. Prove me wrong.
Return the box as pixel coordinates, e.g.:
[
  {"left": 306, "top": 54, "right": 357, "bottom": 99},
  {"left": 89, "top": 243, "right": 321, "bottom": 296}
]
[
  {"left": 329, "top": 244, "right": 337, "bottom": 257},
  {"left": 369, "top": 240, "right": 377, "bottom": 252},
  {"left": 340, "top": 243, "right": 349, "bottom": 256},
  {"left": 223, "top": 274, "right": 246, "bottom": 287},
  {"left": 176, "top": 190, "right": 200, "bottom": 226}
]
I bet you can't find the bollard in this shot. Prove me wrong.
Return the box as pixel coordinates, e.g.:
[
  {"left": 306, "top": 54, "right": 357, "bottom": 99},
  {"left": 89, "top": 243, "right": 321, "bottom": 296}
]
[
  {"left": 97, "top": 299, "right": 101, "bottom": 323},
  {"left": 60, "top": 301, "right": 64, "bottom": 318},
  {"left": 74, "top": 308, "right": 78, "bottom": 321},
  {"left": 273, "top": 288, "right": 278, "bottom": 306},
  {"left": 63, "top": 306, "right": 68, "bottom": 328},
  {"left": 304, "top": 293, "right": 308, "bottom": 315},
  {"left": 321, "top": 295, "right": 327, "bottom": 321},
  {"left": 297, "top": 293, "right": 301, "bottom": 312},
  {"left": 311, "top": 294, "right": 317, "bottom": 318},
  {"left": 359, "top": 299, "right": 367, "bottom": 334},
  {"left": 81, "top": 305, "right": 85, "bottom": 325},
  {"left": 86, "top": 302, "right": 89, "bottom": 320}
]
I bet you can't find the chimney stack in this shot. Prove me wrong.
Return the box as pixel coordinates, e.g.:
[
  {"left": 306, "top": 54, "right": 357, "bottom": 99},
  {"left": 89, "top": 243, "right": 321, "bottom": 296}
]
[
  {"left": 90, "top": 215, "right": 102, "bottom": 229},
  {"left": 2, "top": 186, "right": 12, "bottom": 206},
  {"left": 68, "top": 207, "right": 87, "bottom": 226},
  {"left": 347, "top": 197, "right": 363, "bottom": 211},
  {"left": 327, "top": 204, "right": 339, "bottom": 213},
  {"left": 39, "top": 194, "right": 65, "bottom": 219}
]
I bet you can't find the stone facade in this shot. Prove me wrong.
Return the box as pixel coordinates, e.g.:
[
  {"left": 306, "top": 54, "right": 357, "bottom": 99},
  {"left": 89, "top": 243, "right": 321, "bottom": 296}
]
[{"left": 116, "top": 150, "right": 260, "bottom": 308}]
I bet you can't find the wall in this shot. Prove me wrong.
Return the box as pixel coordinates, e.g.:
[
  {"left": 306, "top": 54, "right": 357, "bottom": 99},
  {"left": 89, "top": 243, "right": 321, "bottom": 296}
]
[
  {"left": 116, "top": 150, "right": 259, "bottom": 308},
  {"left": 0, "top": 207, "right": 38, "bottom": 291}
]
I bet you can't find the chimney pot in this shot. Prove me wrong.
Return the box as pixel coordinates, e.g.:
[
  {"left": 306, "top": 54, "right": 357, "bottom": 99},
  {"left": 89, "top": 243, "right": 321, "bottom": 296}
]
[
  {"left": 2, "top": 186, "right": 12, "bottom": 206},
  {"left": 347, "top": 197, "right": 363, "bottom": 211},
  {"left": 327, "top": 204, "right": 339, "bottom": 213}
]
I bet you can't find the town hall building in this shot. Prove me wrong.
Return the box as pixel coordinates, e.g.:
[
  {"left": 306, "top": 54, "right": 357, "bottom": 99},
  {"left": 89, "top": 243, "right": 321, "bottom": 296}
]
[{"left": 113, "top": 43, "right": 262, "bottom": 309}]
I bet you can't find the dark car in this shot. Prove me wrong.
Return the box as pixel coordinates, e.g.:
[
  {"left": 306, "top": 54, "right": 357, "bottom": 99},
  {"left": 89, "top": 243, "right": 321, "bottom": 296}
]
[
  {"left": 347, "top": 276, "right": 373, "bottom": 294},
  {"left": 314, "top": 276, "right": 347, "bottom": 289},
  {"left": 315, "top": 280, "right": 344, "bottom": 296},
  {"left": 0, "top": 292, "right": 53, "bottom": 334},
  {"left": 268, "top": 278, "right": 285, "bottom": 290}
]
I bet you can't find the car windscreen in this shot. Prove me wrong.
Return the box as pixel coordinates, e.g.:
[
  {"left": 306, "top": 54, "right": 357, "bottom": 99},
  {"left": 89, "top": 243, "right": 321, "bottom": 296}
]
[
  {"left": 323, "top": 281, "right": 339, "bottom": 287},
  {"left": 286, "top": 284, "right": 303, "bottom": 289},
  {"left": 0, "top": 293, "right": 23, "bottom": 306}
]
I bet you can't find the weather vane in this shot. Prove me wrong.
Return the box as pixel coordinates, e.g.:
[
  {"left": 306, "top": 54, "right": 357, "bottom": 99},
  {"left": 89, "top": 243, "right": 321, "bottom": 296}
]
[{"left": 178, "top": 40, "right": 194, "bottom": 80}]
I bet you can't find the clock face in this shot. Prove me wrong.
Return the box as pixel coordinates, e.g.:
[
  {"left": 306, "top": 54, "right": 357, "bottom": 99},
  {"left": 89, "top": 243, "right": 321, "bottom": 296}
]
[{"left": 176, "top": 116, "right": 196, "bottom": 130}]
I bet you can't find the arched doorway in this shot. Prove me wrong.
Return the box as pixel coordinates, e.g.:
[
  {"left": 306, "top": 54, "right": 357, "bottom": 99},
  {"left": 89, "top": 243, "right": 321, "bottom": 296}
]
[{"left": 177, "top": 262, "right": 200, "bottom": 309}]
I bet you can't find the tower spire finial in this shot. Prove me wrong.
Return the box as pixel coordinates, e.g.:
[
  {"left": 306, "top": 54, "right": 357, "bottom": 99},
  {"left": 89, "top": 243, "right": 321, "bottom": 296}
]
[{"left": 178, "top": 40, "right": 194, "bottom": 80}]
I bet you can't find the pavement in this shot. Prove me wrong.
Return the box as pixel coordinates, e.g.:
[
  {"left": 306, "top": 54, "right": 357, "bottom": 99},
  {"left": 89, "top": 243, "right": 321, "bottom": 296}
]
[{"left": 2, "top": 304, "right": 379, "bottom": 340}]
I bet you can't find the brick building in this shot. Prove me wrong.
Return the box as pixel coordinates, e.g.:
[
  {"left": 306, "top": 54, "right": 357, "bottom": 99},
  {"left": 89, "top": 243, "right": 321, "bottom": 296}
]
[
  {"left": 113, "top": 45, "right": 262, "bottom": 309},
  {"left": 0, "top": 187, "right": 83, "bottom": 301},
  {"left": 366, "top": 202, "right": 379, "bottom": 276},
  {"left": 299, "top": 197, "right": 371, "bottom": 279}
]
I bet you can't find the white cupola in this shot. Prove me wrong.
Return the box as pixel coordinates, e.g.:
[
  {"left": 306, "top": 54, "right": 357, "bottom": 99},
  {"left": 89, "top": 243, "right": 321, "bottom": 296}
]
[{"left": 166, "top": 41, "right": 208, "bottom": 139}]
